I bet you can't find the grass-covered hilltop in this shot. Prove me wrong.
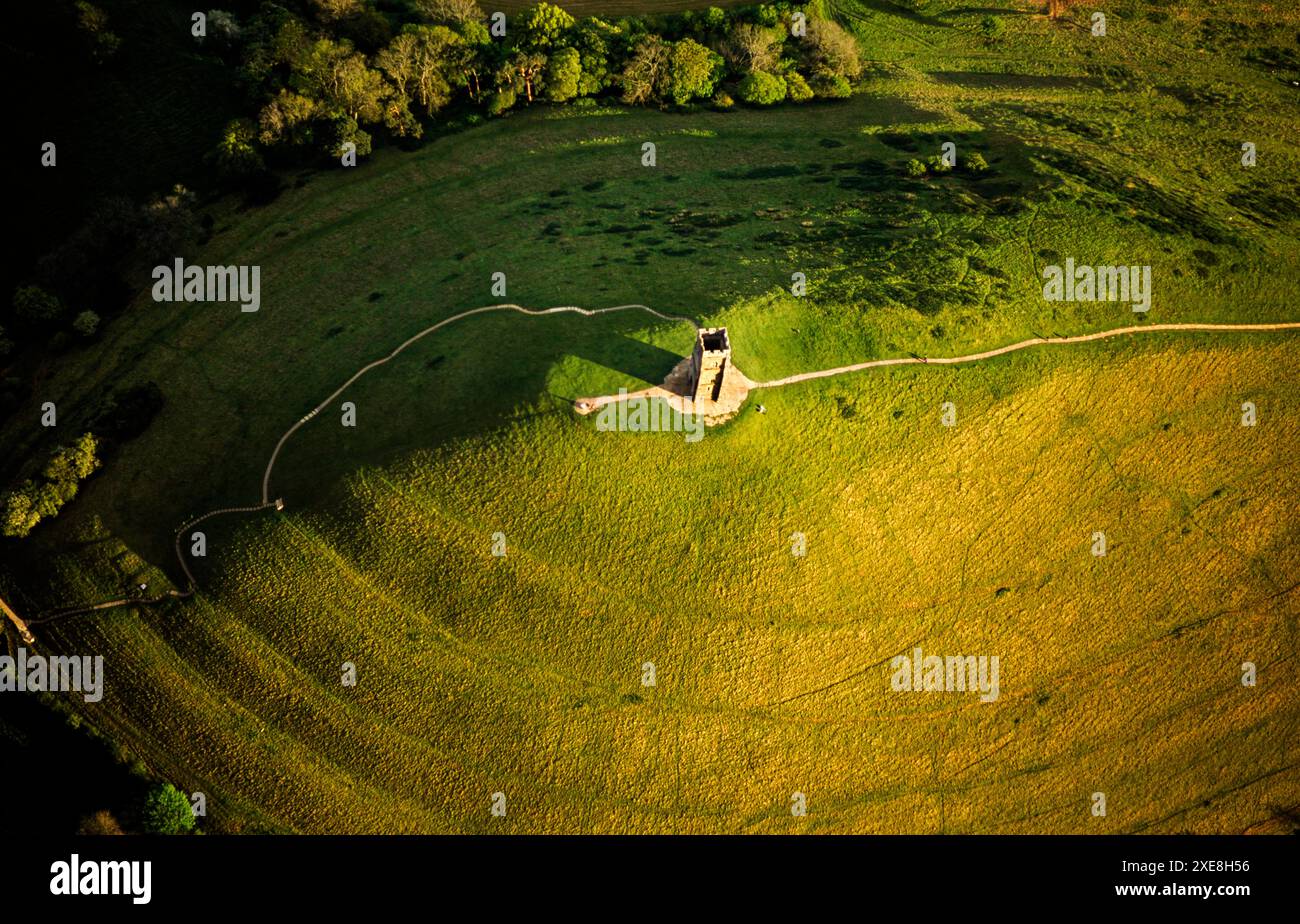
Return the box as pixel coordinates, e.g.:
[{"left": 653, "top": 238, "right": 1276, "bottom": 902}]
[{"left": 2, "top": 0, "right": 1298, "bottom": 834}]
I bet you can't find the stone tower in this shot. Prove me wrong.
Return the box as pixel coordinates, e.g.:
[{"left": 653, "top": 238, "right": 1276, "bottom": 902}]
[{"left": 690, "top": 327, "right": 730, "bottom": 404}]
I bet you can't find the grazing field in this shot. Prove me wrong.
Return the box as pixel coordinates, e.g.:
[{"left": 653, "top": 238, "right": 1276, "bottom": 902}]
[
  {"left": 32, "top": 335, "right": 1300, "bottom": 832},
  {"left": 3, "top": 0, "right": 1299, "bottom": 833}
]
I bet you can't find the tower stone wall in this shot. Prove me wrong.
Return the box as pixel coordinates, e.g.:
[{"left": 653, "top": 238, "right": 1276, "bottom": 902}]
[{"left": 690, "top": 328, "right": 730, "bottom": 404}]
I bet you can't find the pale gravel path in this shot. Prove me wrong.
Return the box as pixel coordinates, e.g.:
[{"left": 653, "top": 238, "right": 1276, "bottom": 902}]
[
  {"left": 29, "top": 310, "right": 1300, "bottom": 626},
  {"left": 753, "top": 322, "right": 1300, "bottom": 389},
  {"left": 261, "top": 302, "right": 697, "bottom": 504}
]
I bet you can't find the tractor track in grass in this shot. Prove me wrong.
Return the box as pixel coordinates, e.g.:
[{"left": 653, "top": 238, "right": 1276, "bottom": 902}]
[{"left": 23, "top": 310, "right": 1300, "bottom": 628}]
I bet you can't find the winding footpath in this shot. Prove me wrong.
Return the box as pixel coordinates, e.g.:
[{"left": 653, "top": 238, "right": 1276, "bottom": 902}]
[
  {"left": 26, "top": 307, "right": 1300, "bottom": 626},
  {"left": 33, "top": 304, "right": 694, "bottom": 626},
  {"left": 752, "top": 321, "right": 1300, "bottom": 389}
]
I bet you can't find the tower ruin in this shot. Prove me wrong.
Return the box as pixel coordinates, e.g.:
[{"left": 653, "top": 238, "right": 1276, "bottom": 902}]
[{"left": 690, "top": 327, "right": 730, "bottom": 404}]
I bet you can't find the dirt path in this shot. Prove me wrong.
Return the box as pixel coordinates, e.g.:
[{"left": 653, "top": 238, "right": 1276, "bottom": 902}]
[
  {"left": 753, "top": 322, "right": 1300, "bottom": 389},
  {"left": 261, "top": 303, "right": 696, "bottom": 504},
  {"left": 29, "top": 310, "right": 1300, "bottom": 626}
]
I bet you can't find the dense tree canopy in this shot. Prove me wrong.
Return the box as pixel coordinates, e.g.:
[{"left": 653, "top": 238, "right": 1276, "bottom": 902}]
[{"left": 220, "top": 1, "right": 863, "bottom": 165}]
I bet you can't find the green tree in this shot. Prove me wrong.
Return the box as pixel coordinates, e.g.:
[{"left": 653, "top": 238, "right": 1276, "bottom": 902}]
[
  {"left": 572, "top": 18, "right": 617, "bottom": 96},
  {"left": 736, "top": 70, "right": 787, "bottom": 105},
  {"left": 12, "top": 286, "right": 65, "bottom": 326},
  {"left": 140, "top": 784, "right": 195, "bottom": 834},
  {"left": 487, "top": 86, "right": 517, "bottom": 115},
  {"left": 43, "top": 433, "right": 101, "bottom": 486},
  {"left": 209, "top": 118, "right": 265, "bottom": 179},
  {"left": 667, "top": 38, "right": 723, "bottom": 105},
  {"left": 376, "top": 25, "right": 461, "bottom": 117},
  {"left": 257, "top": 89, "right": 319, "bottom": 145},
  {"left": 696, "top": 7, "right": 729, "bottom": 39},
  {"left": 0, "top": 434, "right": 100, "bottom": 538},
  {"left": 72, "top": 311, "right": 101, "bottom": 337},
  {"left": 239, "top": 8, "right": 312, "bottom": 90},
  {"left": 517, "top": 3, "right": 576, "bottom": 48},
  {"left": 751, "top": 4, "right": 781, "bottom": 28},
  {"left": 544, "top": 47, "right": 582, "bottom": 102},
  {"left": 2, "top": 489, "right": 39, "bottom": 539},
  {"left": 450, "top": 19, "right": 493, "bottom": 101},
  {"left": 503, "top": 50, "right": 548, "bottom": 102},
  {"left": 966, "top": 151, "right": 990, "bottom": 172},
  {"left": 294, "top": 38, "right": 388, "bottom": 123},
  {"left": 328, "top": 116, "right": 373, "bottom": 159}
]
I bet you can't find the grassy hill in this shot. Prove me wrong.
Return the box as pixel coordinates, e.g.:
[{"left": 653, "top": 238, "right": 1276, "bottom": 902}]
[{"left": 3, "top": 0, "right": 1299, "bottom": 833}]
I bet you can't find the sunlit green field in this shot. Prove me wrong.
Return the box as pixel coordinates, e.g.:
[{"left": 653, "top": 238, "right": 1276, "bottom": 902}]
[
  {"left": 4, "top": 0, "right": 1299, "bottom": 833},
  {"left": 35, "top": 334, "right": 1300, "bottom": 832}
]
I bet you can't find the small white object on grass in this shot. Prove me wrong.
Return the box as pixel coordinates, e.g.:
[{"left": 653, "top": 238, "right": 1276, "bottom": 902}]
[{"left": 757, "top": 404, "right": 766, "bottom": 414}]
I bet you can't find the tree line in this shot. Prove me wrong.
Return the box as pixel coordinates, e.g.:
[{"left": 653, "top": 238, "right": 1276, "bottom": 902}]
[{"left": 209, "top": 0, "right": 864, "bottom": 177}]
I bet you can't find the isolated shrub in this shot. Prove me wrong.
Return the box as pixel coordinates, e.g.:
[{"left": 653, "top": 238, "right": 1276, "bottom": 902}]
[
  {"left": 13, "top": 286, "right": 65, "bottom": 326},
  {"left": 926, "top": 154, "right": 952, "bottom": 173},
  {"left": 140, "top": 783, "right": 195, "bottom": 834},
  {"left": 966, "top": 151, "right": 990, "bottom": 172},
  {"left": 737, "top": 71, "right": 787, "bottom": 105},
  {"left": 980, "top": 15, "right": 1004, "bottom": 38},
  {"left": 810, "top": 72, "right": 851, "bottom": 99},
  {"left": 786, "top": 71, "right": 814, "bottom": 102},
  {"left": 77, "top": 810, "right": 125, "bottom": 836},
  {"left": 711, "top": 90, "right": 734, "bottom": 110},
  {"left": 905, "top": 158, "right": 927, "bottom": 178}
]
